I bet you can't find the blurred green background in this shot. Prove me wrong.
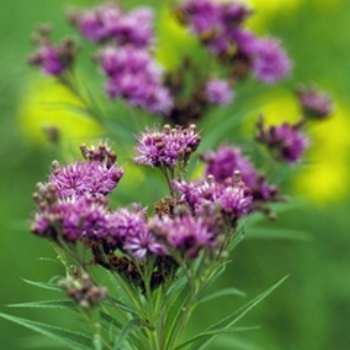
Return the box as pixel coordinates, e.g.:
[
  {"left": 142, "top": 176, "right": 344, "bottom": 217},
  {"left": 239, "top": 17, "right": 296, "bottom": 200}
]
[{"left": 1, "top": 0, "right": 350, "bottom": 349}]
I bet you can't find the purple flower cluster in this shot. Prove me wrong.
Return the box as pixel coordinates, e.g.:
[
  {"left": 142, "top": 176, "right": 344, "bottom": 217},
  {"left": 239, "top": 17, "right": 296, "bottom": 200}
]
[
  {"left": 31, "top": 143, "right": 123, "bottom": 242},
  {"left": 28, "top": 27, "right": 75, "bottom": 76},
  {"left": 173, "top": 174, "right": 252, "bottom": 220},
  {"left": 134, "top": 124, "right": 201, "bottom": 167},
  {"left": 50, "top": 143, "right": 123, "bottom": 198},
  {"left": 201, "top": 146, "right": 280, "bottom": 203},
  {"left": 69, "top": 2, "right": 154, "bottom": 48},
  {"left": 205, "top": 79, "right": 234, "bottom": 106},
  {"left": 107, "top": 207, "right": 165, "bottom": 260},
  {"left": 68, "top": 2, "right": 173, "bottom": 115},
  {"left": 98, "top": 46, "right": 173, "bottom": 115},
  {"left": 256, "top": 118, "right": 309, "bottom": 164},
  {"left": 150, "top": 215, "right": 218, "bottom": 258},
  {"left": 175, "top": 0, "right": 291, "bottom": 83},
  {"left": 297, "top": 86, "right": 333, "bottom": 119}
]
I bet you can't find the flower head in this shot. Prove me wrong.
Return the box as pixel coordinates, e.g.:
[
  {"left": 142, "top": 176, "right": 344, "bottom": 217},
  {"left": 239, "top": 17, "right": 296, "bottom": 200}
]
[
  {"left": 205, "top": 79, "right": 234, "bottom": 106},
  {"left": 32, "top": 195, "right": 109, "bottom": 242},
  {"left": 149, "top": 214, "right": 217, "bottom": 258},
  {"left": 69, "top": 3, "right": 154, "bottom": 48},
  {"left": 28, "top": 27, "right": 76, "bottom": 76},
  {"left": 252, "top": 38, "right": 292, "bottom": 83},
  {"left": 173, "top": 174, "right": 252, "bottom": 220},
  {"left": 98, "top": 46, "right": 173, "bottom": 115},
  {"left": 201, "top": 145, "right": 281, "bottom": 203},
  {"left": 50, "top": 143, "right": 123, "bottom": 199},
  {"left": 256, "top": 117, "right": 309, "bottom": 164},
  {"left": 297, "top": 86, "right": 333, "bottom": 119},
  {"left": 134, "top": 124, "right": 201, "bottom": 167}
]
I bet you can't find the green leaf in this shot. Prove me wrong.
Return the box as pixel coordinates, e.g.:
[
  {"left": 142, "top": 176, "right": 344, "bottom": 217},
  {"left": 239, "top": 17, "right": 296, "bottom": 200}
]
[
  {"left": 100, "top": 312, "right": 144, "bottom": 349},
  {"left": 164, "top": 283, "right": 192, "bottom": 349},
  {"left": 113, "top": 318, "right": 147, "bottom": 350},
  {"left": 22, "top": 279, "right": 63, "bottom": 293},
  {"left": 196, "top": 263, "right": 227, "bottom": 302},
  {"left": 0, "top": 312, "right": 93, "bottom": 350},
  {"left": 8, "top": 299, "right": 76, "bottom": 310},
  {"left": 189, "top": 275, "right": 289, "bottom": 350},
  {"left": 106, "top": 296, "right": 139, "bottom": 316},
  {"left": 173, "top": 326, "right": 260, "bottom": 350},
  {"left": 197, "top": 287, "right": 246, "bottom": 305}
]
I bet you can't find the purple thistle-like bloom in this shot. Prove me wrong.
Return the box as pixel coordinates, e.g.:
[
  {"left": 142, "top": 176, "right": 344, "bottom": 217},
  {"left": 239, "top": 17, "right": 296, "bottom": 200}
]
[
  {"left": 202, "top": 146, "right": 258, "bottom": 187},
  {"left": 70, "top": 3, "right": 154, "bottom": 48},
  {"left": 108, "top": 207, "right": 164, "bottom": 259},
  {"left": 205, "top": 79, "right": 234, "bottom": 106},
  {"left": 32, "top": 195, "right": 109, "bottom": 242},
  {"left": 149, "top": 215, "right": 217, "bottom": 258},
  {"left": 30, "top": 44, "right": 66, "bottom": 75},
  {"left": 70, "top": 3, "right": 122, "bottom": 42},
  {"left": 297, "top": 86, "right": 333, "bottom": 119},
  {"left": 230, "top": 29, "right": 259, "bottom": 56},
  {"left": 99, "top": 46, "right": 173, "bottom": 115},
  {"left": 201, "top": 145, "right": 280, "bottom": 203},
  {"left": 28, "top": 36, "right": 76, "bottom": 76},
  {"left": 173, "top": 174, "right": 252, "bottom": 219},
  {"left": 256, "top": 118, "right": 309, "bottom": 164},
  {"left": 252, "top": 38, "right": 292, "bottom": 83},
  {"left": 179, "top": 0, "right": 223, "bottom": 36},
  {"left": 134, "top": 124, "right": 201, "bottom": 167},
  {"left": 111, "top": 7, "right": 154, "bottom": 48},
  {"left": 50, "top": 160, "right": 123, "bottom": 198}
]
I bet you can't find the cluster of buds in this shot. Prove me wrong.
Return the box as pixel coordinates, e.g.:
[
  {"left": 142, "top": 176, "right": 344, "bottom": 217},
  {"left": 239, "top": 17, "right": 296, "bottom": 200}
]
[
  {"left": 28, "top": 25, "right": 76, "bottom": 76},
  {"left": 59, "top": 272, "right": 107, "bottom": 309},
  {"left": 256, "top": 116, "right": 309, "bottom": 164},
  {"left": 296, "top": 86, "right": 333, "bottom": 120}
]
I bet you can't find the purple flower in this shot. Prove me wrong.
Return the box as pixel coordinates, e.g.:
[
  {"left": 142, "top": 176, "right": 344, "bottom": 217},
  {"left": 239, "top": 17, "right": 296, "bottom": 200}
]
[
  {"left": 202, "top": 146, "right": 258, "bottom": 187},
  {"left": 134, "top": 124, "right": 201, "bottom": 167},
  {"left": 256, "top": 118, "right": 309, "bottom": 164},
  {"left": 98, "top": 46, "right": 173, "bottom": 115},
  {"left": 297, "top": 86, "right": 333, "bottom": 119},
  {"left": 111, "top": 7, "right": 154, "bottom": 48},
  {"left": 69, "top": 2, "right": 122, "bottom": 42},
  {"left": 222, "top": 2, "right": 252, "bottom": 27},
  {"left": 50, "top": 160, "right": 123, "bottom": 199},
  {"left": 32, "top": 195, "right": 109, "bottom": 242},
  {"left": 173, "top": 175, "right": 252, "bottom": 219},
  {"left": 201, "top": 145, "right": 280, "bottom": 203},
  {"left": 108, "top": 207, "right": 164, "bottom": 259},
  {"left": 252, "top": 38, "right": 292, "bottom": 83},
  {"left": 70, "top": 3, "right": 154, "bottom": 48},
  {"left": 28, "top": 36, "right": 76, "bottom": 76},
  {"left": 230, "top": 29, "right": 259, "bottom": 56},
  {"left": 149, "top": 215, "right": 217, "bottom": 258},
  {"left": 205, "top": 79, "right": 234, "bottom": 106},
  {"left": 178, "top": 0, "right": 223, "bottom": 36}
]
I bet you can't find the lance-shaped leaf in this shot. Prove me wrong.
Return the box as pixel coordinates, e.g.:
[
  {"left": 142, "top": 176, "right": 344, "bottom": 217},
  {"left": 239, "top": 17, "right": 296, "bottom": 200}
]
[
  {"left": 188, "top": 275, "right": 289, "bottom": 350},
  {"left": 8, "top": 299, "right": 76, "bottom": 311},
  {"left": 0, "top": 312, "right": 93, "bottom": 350},
  {"left": 197, "top": 287, "right": 246, "bottom": 305}
]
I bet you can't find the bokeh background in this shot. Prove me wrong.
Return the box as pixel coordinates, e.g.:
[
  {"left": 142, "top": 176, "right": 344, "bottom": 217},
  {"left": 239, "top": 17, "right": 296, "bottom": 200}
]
[{"left": 1, "top": 0, "right": 350, "bottom": 349}]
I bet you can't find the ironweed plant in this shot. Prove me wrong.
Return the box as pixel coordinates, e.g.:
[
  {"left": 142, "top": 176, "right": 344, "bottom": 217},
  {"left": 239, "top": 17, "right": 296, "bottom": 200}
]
[{"left": 1, "top": 1, "right": 333, "bottom": 349}]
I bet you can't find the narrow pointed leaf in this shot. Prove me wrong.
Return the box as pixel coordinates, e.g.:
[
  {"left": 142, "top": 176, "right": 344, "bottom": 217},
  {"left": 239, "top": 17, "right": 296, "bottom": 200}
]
[
  {"left": 190, "top": 275, "right": 289, "bottom": 350},
  {"left": 113, "top": 318, "right": 149, "bottom": 350},
  {"left": 0, "top": 312, "right": 93, "bottom": 350},
  {"left": 100, "top": 312, "right": 144, "bottom": 349},
  {"left": 22, "top": 279, "right": 63, "bottom": 293},
  {"left": 197, "top": 287, "right": 246, "bottom": 305},
  {"left": 173, "top": 326, "right": 260, "bottom": 350},
  {"left": 8, "top": 299, "right": 76, "bottom": 310}
]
